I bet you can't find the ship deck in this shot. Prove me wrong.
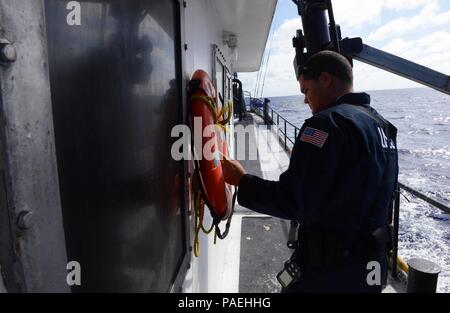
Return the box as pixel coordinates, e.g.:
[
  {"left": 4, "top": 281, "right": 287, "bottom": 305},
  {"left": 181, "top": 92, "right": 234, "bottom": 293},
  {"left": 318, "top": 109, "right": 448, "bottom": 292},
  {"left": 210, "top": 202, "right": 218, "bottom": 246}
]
[{"left": 233, "top": 113, "right": 291, "bottom": 292}]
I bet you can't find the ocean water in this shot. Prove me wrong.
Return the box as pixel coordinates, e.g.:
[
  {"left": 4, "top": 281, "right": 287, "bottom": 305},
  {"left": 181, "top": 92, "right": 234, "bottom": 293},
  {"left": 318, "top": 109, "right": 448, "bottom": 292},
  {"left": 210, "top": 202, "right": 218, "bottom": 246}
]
[{"left": 266, "top": 88, "right": 450, "bottom": 292}]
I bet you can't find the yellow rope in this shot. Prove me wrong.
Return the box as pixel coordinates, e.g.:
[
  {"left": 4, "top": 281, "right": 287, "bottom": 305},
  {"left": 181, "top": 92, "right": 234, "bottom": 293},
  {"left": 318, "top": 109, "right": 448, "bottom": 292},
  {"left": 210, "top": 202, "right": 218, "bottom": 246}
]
[
  {"left": 189, "top": 95, "right": 232, "bottom": 128},
  {"left": 397, "top": 256, "right": 409, "bottom": 273},
  {"left": 193, "top": 176, "right": 215, "bottom": 257},
  {"left": 190, "top": 94, "right": 233, "bottom": 257},
  {"left": 189, "top": 95, "right": 218, "bottom": 123}
]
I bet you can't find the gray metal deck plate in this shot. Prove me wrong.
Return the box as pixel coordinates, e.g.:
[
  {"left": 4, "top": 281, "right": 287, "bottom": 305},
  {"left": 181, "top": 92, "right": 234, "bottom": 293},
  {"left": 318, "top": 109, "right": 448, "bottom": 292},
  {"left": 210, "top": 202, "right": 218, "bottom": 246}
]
[
  {"left": 239, "top": 216, "right": 292, "bottom": 293},
  {"left": 233, "top": 113, "right": 266, "bottom": 215},
  {"left": 235, "top": 113, "right": 292, "bottom": 292}
]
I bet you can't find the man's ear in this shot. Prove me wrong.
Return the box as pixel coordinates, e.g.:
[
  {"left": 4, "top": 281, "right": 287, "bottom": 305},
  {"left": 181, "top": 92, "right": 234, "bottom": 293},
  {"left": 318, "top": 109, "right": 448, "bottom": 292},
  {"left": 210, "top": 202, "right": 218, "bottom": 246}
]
[{"left": 320, "top": 72, "right": 333, "bottom": 88}]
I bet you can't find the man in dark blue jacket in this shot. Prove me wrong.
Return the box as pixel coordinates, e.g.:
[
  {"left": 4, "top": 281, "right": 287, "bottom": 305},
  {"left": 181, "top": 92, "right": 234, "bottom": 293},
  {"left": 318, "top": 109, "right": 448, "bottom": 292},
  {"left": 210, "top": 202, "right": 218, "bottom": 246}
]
[{"left": 222, "top": 51, "right": 398, "bottom": 292}]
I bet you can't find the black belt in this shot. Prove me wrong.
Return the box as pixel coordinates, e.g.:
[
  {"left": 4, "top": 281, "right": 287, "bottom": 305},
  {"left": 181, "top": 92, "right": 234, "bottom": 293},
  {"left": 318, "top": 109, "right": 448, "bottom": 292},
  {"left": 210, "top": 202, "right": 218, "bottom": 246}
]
[{"left": 292, "top": 225, "right": 392, "bottom": 271}]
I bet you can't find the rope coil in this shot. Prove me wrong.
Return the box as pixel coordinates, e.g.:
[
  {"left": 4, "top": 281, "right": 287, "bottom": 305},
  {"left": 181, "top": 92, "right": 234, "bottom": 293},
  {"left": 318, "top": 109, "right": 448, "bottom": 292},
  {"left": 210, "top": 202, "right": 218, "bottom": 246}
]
[{"left": 189, "top": 94, "right": 236, "bottom": 257}]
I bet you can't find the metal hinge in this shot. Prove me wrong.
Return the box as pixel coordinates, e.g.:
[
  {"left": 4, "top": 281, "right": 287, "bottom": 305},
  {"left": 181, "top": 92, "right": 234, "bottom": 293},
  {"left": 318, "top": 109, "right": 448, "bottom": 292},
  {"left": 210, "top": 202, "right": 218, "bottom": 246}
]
[{"left": 0, "top": 38, "right": 17, "bottom": 64}]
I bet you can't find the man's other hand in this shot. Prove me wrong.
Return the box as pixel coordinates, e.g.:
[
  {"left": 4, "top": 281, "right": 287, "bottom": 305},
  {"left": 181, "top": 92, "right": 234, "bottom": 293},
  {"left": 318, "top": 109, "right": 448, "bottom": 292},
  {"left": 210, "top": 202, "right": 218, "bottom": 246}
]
[{"left": 220, "top": 153, "right": 246, "bottom": 186}]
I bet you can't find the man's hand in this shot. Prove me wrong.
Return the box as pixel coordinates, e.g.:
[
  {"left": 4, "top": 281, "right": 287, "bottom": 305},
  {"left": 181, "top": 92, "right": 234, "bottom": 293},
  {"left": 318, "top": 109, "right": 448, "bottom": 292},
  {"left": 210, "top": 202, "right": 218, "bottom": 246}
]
[{"left": 220, "top": 153, "right": 246, "bottom": 186}]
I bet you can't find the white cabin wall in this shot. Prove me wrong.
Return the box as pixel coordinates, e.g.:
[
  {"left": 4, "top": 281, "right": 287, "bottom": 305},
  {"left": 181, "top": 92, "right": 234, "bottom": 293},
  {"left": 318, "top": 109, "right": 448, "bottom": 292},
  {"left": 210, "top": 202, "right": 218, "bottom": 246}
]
[
  {"left": 184, "top": 0, "right": 232, "bottom": 75},
  {"left": 182, "top": 0, "right": 239, "bottom": 293}
]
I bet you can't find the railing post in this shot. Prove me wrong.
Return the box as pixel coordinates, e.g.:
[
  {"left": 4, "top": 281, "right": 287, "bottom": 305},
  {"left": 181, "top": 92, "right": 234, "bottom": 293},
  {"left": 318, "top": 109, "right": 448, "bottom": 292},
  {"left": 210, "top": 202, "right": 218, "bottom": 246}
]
[
  {"left": 295, "top": 128, "right": 298, "bottom": 140},
  {"left": 284, "top": 120, "right": 287, "bottom": 149},
  {"left": 263, "top": 100, "right": 268, "bottom": 125},
  {"left": 277, "top": 115, "right": 280, "bottom": 138},
  {"left": 391, "top": 186, "right": 400, "bottom": 278}
]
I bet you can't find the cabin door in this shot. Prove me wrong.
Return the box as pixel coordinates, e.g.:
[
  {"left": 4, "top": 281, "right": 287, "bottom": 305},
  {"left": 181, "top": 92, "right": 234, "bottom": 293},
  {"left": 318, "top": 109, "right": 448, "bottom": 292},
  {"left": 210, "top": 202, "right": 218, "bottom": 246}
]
[{"left": 45, "top": 0, "right": 187, "bottom": 292}]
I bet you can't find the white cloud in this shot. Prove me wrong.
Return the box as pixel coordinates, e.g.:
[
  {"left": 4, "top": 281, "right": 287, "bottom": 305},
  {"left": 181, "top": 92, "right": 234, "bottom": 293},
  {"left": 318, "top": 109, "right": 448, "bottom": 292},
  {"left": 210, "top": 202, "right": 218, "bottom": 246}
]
[
  {"left": 354, "top": 30, "right": 450, "bottom": 91},
  {"left": 382, "top": 31, "right": 450, "bottom": 73},
  {"left": 353, "top": 63, "right": 421, "bottom": 92},
  {"left": 239, "top": 17, "right": 302, "bottom": 97},
  {"left": 332, "top": 0, "right": 385, "bottom": 30},
  {"left": 332, "top": 0, "right": 438, "bottom": 32},
  {"left": 238, "top": 50, "right": 299, "bottom": 97},
  {"left": 385, "top": 0, "right": 435, "bottom": 11},
  {"left": 239, "top": 1, "right": 450, "bottom": 97},
  {"left": 369, "top": 2, "right": 450, "bottom": 41},
  {"left": 270, "top": 17, "right": 301, "bottom": 55}
]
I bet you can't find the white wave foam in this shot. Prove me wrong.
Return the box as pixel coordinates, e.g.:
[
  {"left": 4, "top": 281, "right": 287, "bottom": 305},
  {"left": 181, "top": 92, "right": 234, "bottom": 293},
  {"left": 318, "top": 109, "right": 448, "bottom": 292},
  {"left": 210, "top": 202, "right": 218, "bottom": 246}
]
[{"left": 398, "top": 197, "right": 450, "bottom": 293}]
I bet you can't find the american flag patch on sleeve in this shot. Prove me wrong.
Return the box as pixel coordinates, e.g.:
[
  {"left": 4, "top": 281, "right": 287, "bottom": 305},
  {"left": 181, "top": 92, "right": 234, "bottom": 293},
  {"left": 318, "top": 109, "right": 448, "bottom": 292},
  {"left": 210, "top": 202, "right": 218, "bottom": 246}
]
[{"left": 300, "top": 127, "right": 328, "bottom": 148}]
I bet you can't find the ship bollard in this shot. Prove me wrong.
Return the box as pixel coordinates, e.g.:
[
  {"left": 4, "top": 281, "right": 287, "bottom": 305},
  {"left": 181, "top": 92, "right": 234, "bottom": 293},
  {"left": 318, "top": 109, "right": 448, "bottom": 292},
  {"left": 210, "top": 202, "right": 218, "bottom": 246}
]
[{"left": 407, "top": 258, "right": 440, "bottom": 293}]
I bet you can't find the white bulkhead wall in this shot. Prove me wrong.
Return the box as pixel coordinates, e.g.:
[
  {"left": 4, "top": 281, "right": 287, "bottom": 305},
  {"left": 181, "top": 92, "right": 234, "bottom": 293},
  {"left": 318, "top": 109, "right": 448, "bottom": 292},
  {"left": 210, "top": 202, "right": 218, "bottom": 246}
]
[
  {"left": 182, "top": 0, "right": 239, "bottom": 293},
  {"left": 184, "top": 0, "right": 233, "bottom": 75}
]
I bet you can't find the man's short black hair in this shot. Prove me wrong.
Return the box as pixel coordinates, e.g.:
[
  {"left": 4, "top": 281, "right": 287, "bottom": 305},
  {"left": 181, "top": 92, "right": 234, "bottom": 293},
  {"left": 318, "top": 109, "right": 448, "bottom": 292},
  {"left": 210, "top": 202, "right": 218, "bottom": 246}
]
[{"left": 300, "top": 50, "right": 353, "bottom": 86}]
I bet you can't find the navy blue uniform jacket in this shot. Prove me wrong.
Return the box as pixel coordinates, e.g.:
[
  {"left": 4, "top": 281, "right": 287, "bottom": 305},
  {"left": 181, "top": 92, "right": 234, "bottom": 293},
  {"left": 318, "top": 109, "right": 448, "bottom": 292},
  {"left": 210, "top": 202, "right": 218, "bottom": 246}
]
[{"left": 237, "top": 93, "right": 399, "bottom": 292}]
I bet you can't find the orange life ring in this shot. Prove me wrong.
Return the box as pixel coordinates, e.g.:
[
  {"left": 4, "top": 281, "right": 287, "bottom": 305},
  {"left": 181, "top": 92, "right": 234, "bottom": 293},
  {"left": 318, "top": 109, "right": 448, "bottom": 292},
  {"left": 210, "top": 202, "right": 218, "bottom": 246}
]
[{"left": 188, "top": 69, "right": 232, "bottom": 220}]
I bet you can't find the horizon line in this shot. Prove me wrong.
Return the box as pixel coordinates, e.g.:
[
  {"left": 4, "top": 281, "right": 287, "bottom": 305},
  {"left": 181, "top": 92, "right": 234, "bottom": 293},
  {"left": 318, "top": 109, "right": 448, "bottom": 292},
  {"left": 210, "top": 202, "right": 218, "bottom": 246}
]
[{"left": 254, "top": 86, "right": 430, "bottom": 99}]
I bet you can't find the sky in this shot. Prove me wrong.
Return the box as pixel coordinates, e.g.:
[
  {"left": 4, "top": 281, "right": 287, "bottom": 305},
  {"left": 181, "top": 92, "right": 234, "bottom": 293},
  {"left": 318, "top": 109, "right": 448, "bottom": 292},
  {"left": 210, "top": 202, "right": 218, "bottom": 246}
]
[{"left": 238, "top": 0, "right": 450, "bottom": 97}]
